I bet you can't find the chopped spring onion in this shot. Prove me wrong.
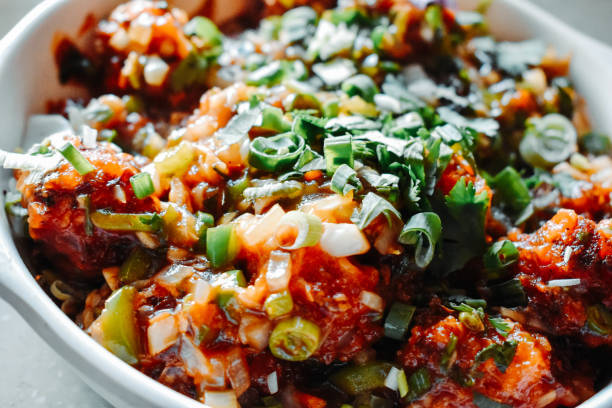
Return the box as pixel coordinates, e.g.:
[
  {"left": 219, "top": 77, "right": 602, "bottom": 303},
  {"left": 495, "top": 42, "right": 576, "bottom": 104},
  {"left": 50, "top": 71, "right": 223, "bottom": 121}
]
[
  {"left": 90, "top": 211, "right": 162, "bottom": 232},
  {"left": 398, "top": 212, "right": 442, "bottom": 269},
  {"left": 206, "top": 224, "right": 241, "bottom": 268},
  {"left": 351, "top": 192, "right": 402, "bottom": 230},
  {"left": 120, "top": 247, "right": 152, "bottom": 283},
  {"left": 319, "top": 222, "right": 370, "bottom": 257},
  {"left": 487, "top": 278, "right": 527, "bottom": 307},
  {"left": 215, "top": 270, "right": 247, "bottom": 309},
  {"left": 331, "top": 164, "right": 362, "bottom": 196},
  {"left": 490, "top": 167, "right": 531, "bottom": 214},
  {"left": 312, "top": 59, "right": 357, "bottom": 87},
  {"left": 483, "top": 240, "right": 519, "bottom": 279},
  {"left": 397, "top": 369, "right": 409, "bottom": 398},
  {"left": 408, "top": 368, "right": 431, "bottom": 398},
  {"left": 384, "top": 366, "right": 401, "bottom": 391},
  {"left": 384, "top": 302, "right": 416, "bottom": 341},
  {"left": 579, "top": 131, "right": 611, "bottom": 155},
  {"left": 269, "top": 316, "right": 321, "bottom": 361},
  {"left": 324, "top": 135, "right": 353, "bottom": 176},
  {"left": 330, "top": 362, "right": 393, "bottom": 395},
  {"left": 257, "top": 106, "right": 292, "bottom": 133},
  {"left": 440, "top": 333, "right": 458, "bottom": 369},
  {"left": 359, "top": 291, "right": 384, "bottom": 312},
  {"left": 96, "top": 286, "right": 141, "bottom": 364},
  {"left": 586, "top": 304, "right": 612, "bottom": 336},
  {"left": 247, "top": 61, "right": 285, "bottom": 86},
  {"left": 275, "top": 211, "right": 323, "bottom": 250},
  {"left": 153, "top": 141, "right": 195, "bottom": 177},
  {"left": 341, "top": 74, "right": 379, "bottom": 103},
  {"left": 194, "top": 212, "right": 215, "bottom": 251},
  {"left": 130, "top": 172, "right": 155, "bottom": 199},
  {"left": 264, "top": 291, "right": 294, "bottom": 319},
  {"left": 547, "top": 278, "right": 581, "bottom": 287},
  {"left": 459, "top": 310, "right": 485, "bottom": 332},
  {"left": 249, "top": 133, "right": 306, "bottom": 172},
  {"left": 184, "top": 16, "right": 222, "bottom": 46},
  {"left": 266, "top": 372, "right": 279, "bottom": 395},
  {"left": 519, "top": 113, "right": 577, "bottom": 169},
  {"left": 58, "top": 142, "right": 95, "bottom": 175},
  {"left": 243, "top": 180, "right": 303, "bottom": 201}
]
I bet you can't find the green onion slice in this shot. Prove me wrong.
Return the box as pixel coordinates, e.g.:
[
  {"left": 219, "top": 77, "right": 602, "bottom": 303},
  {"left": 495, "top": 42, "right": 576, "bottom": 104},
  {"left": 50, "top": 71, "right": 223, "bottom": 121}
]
[
  {"left": 330, "top": 362, "right": 393, "bottom": 396},
  {"left": 269, "top": 316, "right": 321, "bottom": 361},
  {"left": 276, "top": 211, "right": 323, "bottom": 250},
  {"left": 206, "top": 224, "right": 241, "bottom": 268},
  {"left": 257, "top": 106, "right": 292, "bottom": 133},
  {"left": 473, "top": 392, "right": 511, "bottom": 408},
  {"left": 483, "top": 240, "right": 519, "bottom": 279},
  {"left": 58, "top": 142, "right": 94, "bottom": 175},
  {"left": 153, "top": 141, "right": 195, "bottom": 177},
  {"left": 519, "top": 113, "right": 577, "bottom": 168},
  {"left": 384, "top": 302, "right": 416, "bottom": 341},
  {"left": 351, "top": 192, "right": 402, "bottom": 230},
  {"left": 90, "top": 211, "right": 162, "bottom": 232},
  {"left": 398, "top": 212, "right": 442, "bottom": 269},
  {"left": 341, "top": 74, "right": 379, "bottom": 103},
  {"left": 130, "top": 172, "right": 155, "bottom": 199},
  {"left": 408, "top": 368, "right": 431, "bottom": 398},
  {"left": 331, "top": 164, "right": 362, "bottom": 196},
  {"left": 264, "top": 291, "right": 294, "bottom": 319},
  {"left": 249, "top": 132, "right": 306, "bottom": 172},
  {"left": 184, "top": 16, "right": 222, "bottom": 46},
  {"left": 243, "top": 180, "right": 303, "bottom": 201},
  {"left": 324, "top": 135, "right": 353, "bottom": 176}
]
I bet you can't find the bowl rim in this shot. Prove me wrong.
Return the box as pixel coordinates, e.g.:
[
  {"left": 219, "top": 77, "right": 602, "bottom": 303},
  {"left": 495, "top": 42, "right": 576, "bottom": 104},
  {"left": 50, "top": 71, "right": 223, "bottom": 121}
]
[{"left": 0, "top": 0, "right": 610, "bottom": 407}]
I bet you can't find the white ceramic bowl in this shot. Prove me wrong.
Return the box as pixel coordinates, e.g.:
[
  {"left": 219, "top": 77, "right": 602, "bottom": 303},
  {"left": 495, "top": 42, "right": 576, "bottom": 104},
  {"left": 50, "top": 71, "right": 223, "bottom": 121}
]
[{"left": 0, "top": 1, "right": 610, "bottom": 407}]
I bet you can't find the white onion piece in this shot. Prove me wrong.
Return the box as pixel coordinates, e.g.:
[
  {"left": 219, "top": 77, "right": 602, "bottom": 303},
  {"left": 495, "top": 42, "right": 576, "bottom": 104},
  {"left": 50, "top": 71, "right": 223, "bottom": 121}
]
[
  {"left": 238, "top": 314, "right": 272, "bottom": 350},
  {"left": 267, "top": 372, "right": 279, "bottom": 394},
  {"left": 179, "top": 335, "right": 212, "bottom": 379},
  {"left": 227, "top": 348, "right": 250, "bottom": 397},
  {"left": 25, "top": 114, "right": 72, "bottom": 147},
  {"left": 384, "top": 366, "right": 400, "bottom": 391},
  {"left": 201, "top": 357, "right": 226, "bottom": 388},
  {"left": 1, "top": 151, "right": 61, "bottom": 171},
  {"left": 265, "top": 250, "right": 292, "bottom": 293},
  {"left": 547, "top": 278, "right": 581, "bottom": 287},
  {"left": 359, "top": 290, "right": 384, "bottom": 313},
  {"left": 204, "top": 391, "right": 239, "bottom": 408},
  {"left": 157, "top": 264, "right": 195, "bottom": 288},
  {"left": 113, "top": 185, "right": 127, "bottom": 203},
  {"left": 191, "top": 279, "right": 214, "bottom": 305},
  {"left": 243, "top": 204, "right": 285, "bottom": 247},
  {"left": 81, "top": 125, "right": 98, "bottom": 148},
  {"left": 144, "top": 56, "right": 170, "bottom": 86},
  {"left": 319, "top": 223, "right": 370, "bottom": 257},
  {"left": 147, "top": 312, "right": 178, "bottom": 355}
]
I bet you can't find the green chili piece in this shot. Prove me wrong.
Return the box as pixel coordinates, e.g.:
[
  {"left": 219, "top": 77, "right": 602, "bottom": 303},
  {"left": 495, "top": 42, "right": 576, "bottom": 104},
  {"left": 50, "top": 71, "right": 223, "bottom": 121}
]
[
  {"left": 384, "top": 302, "right": 416, "bottom": 340},
  {"left": 206, "top": 224, "right": 240, "bottom": 268},
  {"left": 264, "top": 291, "right": 294, "bottom": 319},
  {"left": 120, "top": 247, "right": 152, "bottom": 284},
  {"left": 98, "top": 286, "right": 141, "bottom": 364},
  {"left": 269, "top": 316, "right": 321, "bottom": 361},
  {"left": 90, "top": 211, "right": 162, "bottom": 232},
  {"left": 330, "top": 362, "right": 393, "bottom": 396}
]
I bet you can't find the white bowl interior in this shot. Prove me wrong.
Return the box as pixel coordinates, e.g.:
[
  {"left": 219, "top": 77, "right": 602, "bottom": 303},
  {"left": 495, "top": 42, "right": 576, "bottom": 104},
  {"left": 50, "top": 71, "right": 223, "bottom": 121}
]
[{"left": 0, "top": 0, "right": 610, "bottom": 407}]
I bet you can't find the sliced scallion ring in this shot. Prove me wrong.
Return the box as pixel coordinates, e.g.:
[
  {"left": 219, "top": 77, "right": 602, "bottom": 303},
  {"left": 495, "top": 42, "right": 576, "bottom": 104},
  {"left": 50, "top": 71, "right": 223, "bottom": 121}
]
[
  {"left": 398, "top": 212, "right": 442, "bottom": 269},
  {"left": 249, "top": 132, "right": 306, "bottom": 172},
  {"left": 330, "top": 164, "right": 362, "bottom": 196},
  {"left": 384, "top": 302, "right": 416, "bottom": 340},
  {"left": 58, "top": 142, "right": 95, "bottom": 175},
  {"left": 275, "top": 211, "right": 323, "bottom": 250},
  {"left": 130, "top": 172, "right": 155, "bottom": 199},
  {"left": 519, "top": 113, "right": 577, "bottom": 168},
  {"left": 269, "top": 316, "right": 321, "bottom": 361},
  {"left": 341, "top": 74, "right": 379, "bottom": 103},
  {"left": 324, "top": 135, "right": 353, "bottom": 176}
]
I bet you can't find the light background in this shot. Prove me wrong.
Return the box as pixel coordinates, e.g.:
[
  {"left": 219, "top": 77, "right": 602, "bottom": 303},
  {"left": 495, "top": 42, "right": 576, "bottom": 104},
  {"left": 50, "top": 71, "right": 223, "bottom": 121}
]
[{"left": 0, "top": 1, "right": 610, "bottom": 407}]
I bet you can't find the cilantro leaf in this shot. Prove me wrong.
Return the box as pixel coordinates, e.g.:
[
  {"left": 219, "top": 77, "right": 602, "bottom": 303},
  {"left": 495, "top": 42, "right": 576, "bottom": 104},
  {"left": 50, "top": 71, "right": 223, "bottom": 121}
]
[{"left": 474, "top": 341, "right": 518, "bottom": 373}]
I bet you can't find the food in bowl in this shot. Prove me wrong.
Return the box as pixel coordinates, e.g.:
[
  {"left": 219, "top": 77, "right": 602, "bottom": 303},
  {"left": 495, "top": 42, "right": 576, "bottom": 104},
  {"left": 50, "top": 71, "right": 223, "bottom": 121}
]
[{"left": 3, "top": 0, "right": 611, "bottom": 406}]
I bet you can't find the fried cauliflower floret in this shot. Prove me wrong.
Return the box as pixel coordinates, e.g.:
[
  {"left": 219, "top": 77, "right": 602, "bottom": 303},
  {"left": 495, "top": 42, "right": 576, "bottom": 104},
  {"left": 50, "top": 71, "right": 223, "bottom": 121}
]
[
  {"left": 16, "top": 137, "right": 159, "bottom": 276},
  {"left": 508, "top": 209, "right": 612, "bottom": 346},
  {"left": 400, "top": 315, "right": 591, "bottom": 408}
]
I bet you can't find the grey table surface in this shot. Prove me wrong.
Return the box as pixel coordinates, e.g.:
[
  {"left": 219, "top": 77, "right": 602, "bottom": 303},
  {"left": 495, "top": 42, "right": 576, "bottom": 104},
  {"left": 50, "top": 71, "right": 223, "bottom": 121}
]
[{"left": 0, "top": 0, "right": 610, "bottom": 407}]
